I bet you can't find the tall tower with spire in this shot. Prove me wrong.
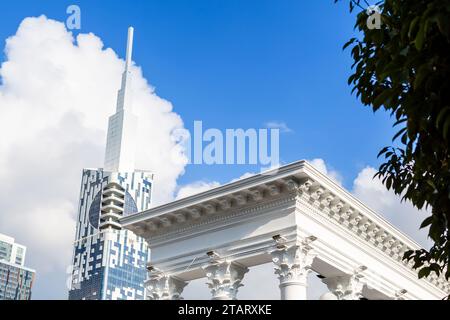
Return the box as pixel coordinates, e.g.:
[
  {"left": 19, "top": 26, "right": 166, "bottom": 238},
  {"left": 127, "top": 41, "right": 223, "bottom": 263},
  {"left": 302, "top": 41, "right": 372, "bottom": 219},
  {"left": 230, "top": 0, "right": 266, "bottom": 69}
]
[
  {"left": 104, "top": 27, "right": 138, "bottom": 173},
  {"left": 68, "top": 27, "right": 153, "bottom": 300}
]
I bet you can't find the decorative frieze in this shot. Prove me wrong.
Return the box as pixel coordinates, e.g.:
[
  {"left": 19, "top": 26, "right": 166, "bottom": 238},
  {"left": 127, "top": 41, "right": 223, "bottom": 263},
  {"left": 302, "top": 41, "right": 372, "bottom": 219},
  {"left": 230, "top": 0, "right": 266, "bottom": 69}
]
[
  {"left": 174, "top": 213, "right": 186, "bottom": 223},
  {"left": 189, "top": 208, "right": 202, "bottom": 220},
  {"left": 160, "top": 217, "right": 172, "bottom": 228},
  {"left": 320, "top": 194, "right": 335, "bottom": 210},
  {"left": 219, "top": 199, "right": 232, "bottom": 211},
  {"left": 268, "top": 184, "right": 281, "bottom": 196},
  {"left": 234, "top": 194, "right": 247, "bottom": 206},
  {"left": 298, "top": 179, "right": 314, "bottom": 196},
  {"left": 202, "top": 203, "right": 217, "bottom": 215},
  {"left": 145, "top": 221, "right": 157, "bottom": 231},
  {"left": 250, "top": 189, "right": 264, "bottom": 201},
  {"left": 283, "top": 179, "right": 299, "bottom": 191}
]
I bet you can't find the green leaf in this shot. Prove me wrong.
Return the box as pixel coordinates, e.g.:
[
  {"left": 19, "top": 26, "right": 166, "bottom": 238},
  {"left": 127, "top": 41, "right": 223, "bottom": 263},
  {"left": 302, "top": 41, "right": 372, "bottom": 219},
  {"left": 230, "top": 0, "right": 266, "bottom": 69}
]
[
  {"left": 400, "top": 133, "right": 407, "bottom": 145},
  {"left": 386, "top": 176, "right": 393, "bottom": 190},
  {"left": 429, "top": 263, "right": 441, "bottom": 274},
  {"left": 347, "top": 74, "right": 356, "bottom": 85},
  {"left": 420, "top": 216, "right": 433, "bottom": 229},
  {"left": 403, "top": 250, "right": 414, "bottom": 260},
  {"left": 443, "top": 117, "right": 450, "bottom": 140},
  {"left": 436, "top": 107, "right": 450, "bottom": 128},
  {"left": 414, "top": 64, "right": 430, "bottom": 90},
  {"left": 426, "top": 180, "right": 436, "bottom": 190},
  {"left": 392, "top": 127, "right": 407, "bottom": 142},
  {"left": 415, "top": 20, "right": 426, "bottom": 51},
  {"left": 377, "top": 146, "right": 389, "bottom": 158},
  {"left": 408, "top": 16, "right": 420, "bottom": 38},
  {"left": 418, "top": 267, "right": 430, "bottom": 279},
  {"left": 393, "top": 118, "right": 407, "bottom": 127},
  {"left": 373, "top": 90, "right": 392, "bottom": 110},
  {"left": 436, "top": 13, "right": 450, "bottom": 37},
  {"left": 343, "top": 38, "right": 356, "bottom": 50}
]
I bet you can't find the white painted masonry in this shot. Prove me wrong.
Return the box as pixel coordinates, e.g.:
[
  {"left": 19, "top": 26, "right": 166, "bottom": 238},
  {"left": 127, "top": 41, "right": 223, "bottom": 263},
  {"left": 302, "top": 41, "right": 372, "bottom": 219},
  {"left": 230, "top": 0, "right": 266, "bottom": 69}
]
[{"left": 122, "top": 160, "right": 449, "bottom": 300}]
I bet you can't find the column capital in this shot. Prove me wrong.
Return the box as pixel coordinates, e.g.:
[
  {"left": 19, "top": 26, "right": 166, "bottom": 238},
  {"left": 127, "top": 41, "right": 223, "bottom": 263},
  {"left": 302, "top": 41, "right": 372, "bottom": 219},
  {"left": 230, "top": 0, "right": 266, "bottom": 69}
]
[
  {"left": 202, "top": 258, "right": 249, "bottom": 300},
  {"left": 322, "top": 267, "right": 367, "bottom": 300},
  {"left": 145, "top": 269, "right": 187, "bottom": 300},
  {"left": 270, "top": 236, "right": 317, "bottom": 286}
]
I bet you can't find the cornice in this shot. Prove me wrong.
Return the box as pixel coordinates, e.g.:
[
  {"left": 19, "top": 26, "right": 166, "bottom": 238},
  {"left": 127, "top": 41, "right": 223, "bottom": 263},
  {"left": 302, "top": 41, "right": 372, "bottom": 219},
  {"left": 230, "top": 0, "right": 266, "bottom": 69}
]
[
  {"left": 145, "top": 192, "right": 297, "bottom": 245},
  {"left": 125, "top": 178, "right": 300, "bottom": 241},
  {"left": 121, "top": 161, "right": 308, "bottom": 227}
]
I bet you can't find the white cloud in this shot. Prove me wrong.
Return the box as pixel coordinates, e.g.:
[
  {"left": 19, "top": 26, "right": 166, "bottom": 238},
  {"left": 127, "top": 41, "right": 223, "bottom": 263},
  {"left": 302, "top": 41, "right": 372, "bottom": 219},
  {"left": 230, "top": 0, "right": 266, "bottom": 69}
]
[
  {"left": 176, "top": 181, "right": 221, "bottom": 200},
  {"left": 230, "top": 171, "right": 256, "bottom": 183},
  {"left": 352, "top": 166, "right": 430, "bottom": 247},
  {"left": 309, "top": 158, "right": 343, "bottom": 185},
  {"left": 176, "top": 172, "right": 256, "bottom": 200},
  {"left": 264, "top": 121, "right": 292, "bottom": 133},
  {"left": 0, "top": 16, "right": 186, "bottom": 299}
]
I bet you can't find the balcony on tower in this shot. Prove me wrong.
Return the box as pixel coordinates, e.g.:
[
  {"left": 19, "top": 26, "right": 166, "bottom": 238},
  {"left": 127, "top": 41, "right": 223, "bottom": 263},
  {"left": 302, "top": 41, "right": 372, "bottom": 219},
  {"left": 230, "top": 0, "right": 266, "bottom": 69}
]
[{"left": 99, "top": 182, "right": 125, "bottom": 231}]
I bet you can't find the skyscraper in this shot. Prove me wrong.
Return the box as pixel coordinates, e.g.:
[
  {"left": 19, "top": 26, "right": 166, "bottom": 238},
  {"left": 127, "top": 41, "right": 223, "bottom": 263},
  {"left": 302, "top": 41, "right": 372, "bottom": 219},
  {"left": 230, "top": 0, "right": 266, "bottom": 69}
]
[
  {"left": 68, "top": 27, "right": 153, "bottom": 300},
  {"left": 0, "top": 233, "right": 35, "bottom": 300}
]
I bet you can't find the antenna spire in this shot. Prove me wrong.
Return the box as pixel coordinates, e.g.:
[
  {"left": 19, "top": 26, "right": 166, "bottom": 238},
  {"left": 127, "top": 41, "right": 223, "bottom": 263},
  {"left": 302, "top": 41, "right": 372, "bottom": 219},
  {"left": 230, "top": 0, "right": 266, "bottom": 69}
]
[
  {"left": 104, "top": 27, "right": 138, "bottom": 172},
  {"left": 125, "top": 26, "right": 134, "bottom": 71}
]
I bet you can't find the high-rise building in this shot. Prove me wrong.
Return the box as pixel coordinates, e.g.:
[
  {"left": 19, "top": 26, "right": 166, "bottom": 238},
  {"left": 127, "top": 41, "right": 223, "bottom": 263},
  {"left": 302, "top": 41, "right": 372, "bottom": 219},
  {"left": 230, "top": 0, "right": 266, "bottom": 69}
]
[
  {"left": 68, "top": 27, "right": 153, "bottom": 300},
  {"left": 0, "top": 233, "right": 35, "bottom": 300}
]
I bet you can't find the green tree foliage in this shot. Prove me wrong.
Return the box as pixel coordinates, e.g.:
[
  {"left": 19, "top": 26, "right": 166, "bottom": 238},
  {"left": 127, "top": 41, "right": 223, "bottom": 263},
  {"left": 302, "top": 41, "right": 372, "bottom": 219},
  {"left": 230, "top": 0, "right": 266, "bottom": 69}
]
[{"left": 338, "top": 0, "right": 450, "bottom": 288}]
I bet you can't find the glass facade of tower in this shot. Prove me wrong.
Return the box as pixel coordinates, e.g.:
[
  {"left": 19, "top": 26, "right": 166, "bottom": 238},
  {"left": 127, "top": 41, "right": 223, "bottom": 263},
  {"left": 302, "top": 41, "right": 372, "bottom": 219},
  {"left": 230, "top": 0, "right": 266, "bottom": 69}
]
[
  {"left": 68, "top": 169, "right": 152, "bottom": 300},
  {"left": 0, "top": 233, "right": 35, "bottom": 300},
  {"left": 0, "top": 260, "right": 34, "bottom": 300}
]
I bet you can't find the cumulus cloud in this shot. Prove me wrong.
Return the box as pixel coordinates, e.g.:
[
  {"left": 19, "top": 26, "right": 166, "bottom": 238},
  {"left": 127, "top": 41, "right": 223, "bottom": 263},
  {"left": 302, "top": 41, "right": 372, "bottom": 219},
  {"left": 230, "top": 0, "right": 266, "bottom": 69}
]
[
  {"left": 176, "top": 181, "right": 221, "bottom": 200},
  {"left": 0, "top": 16, "right": 186, "bottom": 299},
  {"left": 176, "top": 172, "right": 256, "bottom": 200},
  {"left": 309, "top": 158, "right": 343, "bottom": 185},
  {"left": 352, "top": 166, "right": 430, "bottom": 247},
  {"left": 230, "top": 171, "right": 256, "bottom": 183}
]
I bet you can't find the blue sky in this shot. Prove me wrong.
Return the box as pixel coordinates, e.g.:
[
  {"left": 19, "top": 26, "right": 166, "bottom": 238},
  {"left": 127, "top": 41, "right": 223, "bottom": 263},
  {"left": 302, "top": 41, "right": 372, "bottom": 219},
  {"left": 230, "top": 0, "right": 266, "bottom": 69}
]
[{"left": 0, "top": 0, "right": 394, "bottom": 190}]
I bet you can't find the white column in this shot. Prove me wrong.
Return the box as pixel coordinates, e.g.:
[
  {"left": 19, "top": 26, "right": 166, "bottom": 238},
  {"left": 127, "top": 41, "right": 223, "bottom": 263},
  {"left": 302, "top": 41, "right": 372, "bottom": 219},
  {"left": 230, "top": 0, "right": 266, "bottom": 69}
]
[
  {"left": 321, "top": 267, "right": 366, "bottom": 300},
  {"left": 203, "top": 258, "right": 249, "bottom": 300},
  {"left": 270, "top": 237, "right": 317, "bottom": 300},
  {"left": 145, "top": 269, "right": 187, "bottom": 300}
]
